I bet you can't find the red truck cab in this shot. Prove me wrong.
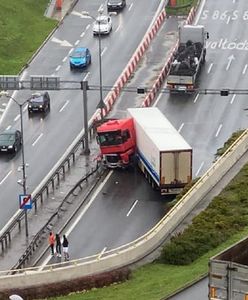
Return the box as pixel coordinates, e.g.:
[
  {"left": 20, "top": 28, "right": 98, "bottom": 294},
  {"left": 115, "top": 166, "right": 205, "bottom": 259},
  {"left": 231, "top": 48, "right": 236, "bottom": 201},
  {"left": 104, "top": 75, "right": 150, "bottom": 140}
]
[{"left": 96, "top": 118, "right": 136, "bottom": 168}]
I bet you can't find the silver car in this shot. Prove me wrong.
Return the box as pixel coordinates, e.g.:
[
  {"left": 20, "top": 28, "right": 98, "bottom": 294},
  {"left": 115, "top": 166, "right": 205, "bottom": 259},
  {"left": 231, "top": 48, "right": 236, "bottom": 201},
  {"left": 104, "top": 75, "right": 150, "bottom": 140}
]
[{"left": 93, "top": 15, "right": 112, "bottom": 35}]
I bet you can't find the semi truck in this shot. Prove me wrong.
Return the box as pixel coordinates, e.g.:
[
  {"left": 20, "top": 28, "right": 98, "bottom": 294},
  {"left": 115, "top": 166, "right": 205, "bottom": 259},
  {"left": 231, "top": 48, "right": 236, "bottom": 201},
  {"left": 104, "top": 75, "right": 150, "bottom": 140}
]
[
  {"left": 167, "top": 24, "right": 209, "bottom": 93},
  {"left": 96, "top": 107, "right": 192, "bottom": 195}
]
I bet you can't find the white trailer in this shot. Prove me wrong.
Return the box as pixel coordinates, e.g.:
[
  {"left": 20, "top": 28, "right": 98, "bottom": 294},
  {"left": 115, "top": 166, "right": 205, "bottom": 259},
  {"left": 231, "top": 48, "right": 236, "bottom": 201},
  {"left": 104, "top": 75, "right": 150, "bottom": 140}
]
[
  {"left": 127, "top": 107, "right": 192, "bottom": 195},
  {"left": 167, "top": 24, "right": 209, "bottom": 93}
]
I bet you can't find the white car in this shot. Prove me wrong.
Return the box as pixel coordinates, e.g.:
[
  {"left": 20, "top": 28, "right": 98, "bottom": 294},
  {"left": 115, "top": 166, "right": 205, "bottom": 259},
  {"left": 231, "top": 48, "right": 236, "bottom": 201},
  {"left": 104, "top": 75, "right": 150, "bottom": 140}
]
[{"left": 93, "top": 15, "right": 112, "bottom": 35}]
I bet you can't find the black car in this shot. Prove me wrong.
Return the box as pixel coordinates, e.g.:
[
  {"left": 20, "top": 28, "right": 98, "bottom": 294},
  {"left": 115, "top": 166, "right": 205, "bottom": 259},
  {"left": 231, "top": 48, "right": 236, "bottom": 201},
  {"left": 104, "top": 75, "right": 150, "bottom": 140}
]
[
  {"left": 28, "top": 92, "right": 50, "bottom": 116},
  {"left": 0, "top": 129, "right": 22, "bottom": 154},
  {"left": 107, "top": 0, "right": 126, "bottom": 12}
]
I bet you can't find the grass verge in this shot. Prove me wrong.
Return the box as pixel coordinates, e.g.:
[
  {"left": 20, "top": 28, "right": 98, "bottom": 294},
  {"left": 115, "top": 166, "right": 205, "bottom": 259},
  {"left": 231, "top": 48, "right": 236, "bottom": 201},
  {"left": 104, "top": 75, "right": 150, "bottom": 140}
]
[
  {"left": 166, "top": 0, "right": 199, "bottom": 15},
  {"left": 0, "top": 0, "right": 56, "bottom": 74},
  {"left": 45, "top": 227, "right": 248, "bottom": 300}
]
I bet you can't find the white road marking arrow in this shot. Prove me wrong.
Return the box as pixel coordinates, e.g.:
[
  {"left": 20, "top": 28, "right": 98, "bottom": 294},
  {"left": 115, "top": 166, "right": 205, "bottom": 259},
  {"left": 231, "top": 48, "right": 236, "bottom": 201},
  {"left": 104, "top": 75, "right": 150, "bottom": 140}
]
[
  {"left": 71, "top": 10, "right": 91, "bottom": 18},
  {"left": 226, "top": 55, "right": 235, "bottom": 70},
  {"left": 51, "top": 37, "right": 72, "bottom": 47}
]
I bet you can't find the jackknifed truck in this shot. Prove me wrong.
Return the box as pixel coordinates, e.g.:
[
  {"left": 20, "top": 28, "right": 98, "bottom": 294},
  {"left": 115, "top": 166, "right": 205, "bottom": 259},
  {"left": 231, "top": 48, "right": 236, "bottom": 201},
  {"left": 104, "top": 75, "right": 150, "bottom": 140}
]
[
  {"left": 167, "top": 24, "right": 209, "bottom": 93},
  {"left": 96, "top": 107, "right": 192, "bottom": 195}
]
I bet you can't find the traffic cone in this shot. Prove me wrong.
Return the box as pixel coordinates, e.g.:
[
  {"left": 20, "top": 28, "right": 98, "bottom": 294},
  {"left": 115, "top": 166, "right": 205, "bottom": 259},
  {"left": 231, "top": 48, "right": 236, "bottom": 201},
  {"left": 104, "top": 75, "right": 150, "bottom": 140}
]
[
  {"left": 56, "top": 0, "right": 62, "bottom": 10},
  {"left": 169, "top": 0, "right": 177, "bottom": 7}
]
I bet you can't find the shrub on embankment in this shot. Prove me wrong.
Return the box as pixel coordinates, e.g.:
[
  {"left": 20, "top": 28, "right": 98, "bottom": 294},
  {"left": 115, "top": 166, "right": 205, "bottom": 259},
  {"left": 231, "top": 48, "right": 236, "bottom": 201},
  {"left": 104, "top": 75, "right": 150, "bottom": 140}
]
[{"left": 160, "top": 130, "right": 248, "bottom": 265}]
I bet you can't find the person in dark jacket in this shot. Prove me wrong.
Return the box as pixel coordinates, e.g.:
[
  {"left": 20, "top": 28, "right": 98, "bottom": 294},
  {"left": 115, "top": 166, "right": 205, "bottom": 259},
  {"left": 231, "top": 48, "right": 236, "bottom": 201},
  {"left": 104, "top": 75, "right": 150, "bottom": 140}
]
[
  {"left": 55, "top": 234, "right": 61, "bottom": 257},
  {"left": 62, "top": 234, "right": 69, "bottom": 261}
]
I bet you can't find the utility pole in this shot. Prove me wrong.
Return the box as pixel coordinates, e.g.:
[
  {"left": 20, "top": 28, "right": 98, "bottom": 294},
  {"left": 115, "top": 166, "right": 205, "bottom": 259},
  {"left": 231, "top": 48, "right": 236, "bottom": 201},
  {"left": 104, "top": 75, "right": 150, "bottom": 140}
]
[{"left": 82, "top": 80, "right": 90, "bottom": 154}]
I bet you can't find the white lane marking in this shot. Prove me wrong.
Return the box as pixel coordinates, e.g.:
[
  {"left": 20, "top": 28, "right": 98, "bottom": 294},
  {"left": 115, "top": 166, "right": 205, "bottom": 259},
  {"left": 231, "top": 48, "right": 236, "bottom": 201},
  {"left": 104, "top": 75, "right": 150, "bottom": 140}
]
[
  {"left": 215, "top": 124, "right": 223, "bottom": 137},
  {"left": 20, "top": 70, "right": 27, "bottom": 81},
  {"left": 226, "top": 55, "right": 235, "bottom": 71},
  {"left": 194, "top": 0, "right": 206, "bottom": 25},
  {"left": 14, "top": 114, "right": 20, "bottom": 122},
  {"left": 32, "top": 133, "right": 43, "bottom": 147},
  {"left": 195, "top": 162, "right": 204, "bottom": 177},
  {"left": 0, "top": 108, "right": 4, "bottom": 112},
  {"left": 39, "top": 171, "right": 113, "bottom": 270},
  {"left": 23, "top": 103, "right": 28, "bottom": 112},
  {"left": 115, "top": 24, "right": 121, "bottom": 33},
  {"left": 86, "top": 24, "right": 90, "bottom": 31},
  {"left": 83, "top": 72, "right": 90, "bottom": 81},
  {"left": 80, "top": 32, "right": 85, "bottom": 38},
  {"left": 128, "top": 3, "right": 133, "bottom": 11},
  {"left": 75, "top": 39, "right": 80, "bottom": 46},
  {"left": 226, "top": 16, "right": 231, "bottom": 24},
  {"left": 62, "top": 56, "right": 67, "bottom": 62},
  {"left": 98, "top": 4, "right": 104, "bottom": 12},
  {"left": 242, "top": 64, "right": 247, "bottom": 75},
  {"left": 97, "top": 247, "right": 107, "bottom": 259},
  {"left": 2, "top": 103, "right": 7, "bottom": 107},
  {"left": 101, "top": 47, "right": 107, "bottom": 56},
  {"left": 126, "top": 200, "right": 138, "bottom": 217},
  {"left": 0, "top": 170, "right": 12, "bottom": 185},
  {"left": 207, "top": 63, "right": 213, "bottom": 74},
  {"left": 178, "top": 123, "right": 184, "bottom": 133},
  {"left": 230, "top": 94, "right": 236, "bottom": 104},
  {"left": 153, "top": 92, "right": 163, "bottom": 107},
  {"left": 56, "top": 65, "right": 61, "bottom": 72},
  {"left": 193, "top": 94, "right": 199, "bottom": 103},
  {"left": 5, "top": 125, "right": 11, "bottom": 130},
  {"left": 59, "top": 100, "right": 69, "bottom": 112},
  {"left": 69, "top": 48, "right": 74, "bottom": 55}
]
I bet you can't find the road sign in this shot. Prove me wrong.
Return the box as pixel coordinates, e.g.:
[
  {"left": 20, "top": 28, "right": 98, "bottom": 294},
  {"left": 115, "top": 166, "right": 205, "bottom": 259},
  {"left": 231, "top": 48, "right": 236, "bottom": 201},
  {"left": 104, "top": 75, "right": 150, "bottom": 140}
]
[{"left": 19, "top": 194, "right": 32, "bottom": 210}]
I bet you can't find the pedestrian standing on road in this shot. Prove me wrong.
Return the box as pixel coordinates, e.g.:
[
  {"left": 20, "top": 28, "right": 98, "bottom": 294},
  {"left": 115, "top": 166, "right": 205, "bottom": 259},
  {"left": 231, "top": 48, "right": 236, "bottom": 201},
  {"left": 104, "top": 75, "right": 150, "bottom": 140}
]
[
  {"left": 49, "top": 231, "right": 55, "bottom": 256},
  {"left": 55, "top": 233, "right": 62, "bottom": 257},
  {"left": 62, "top": 234, "right": 69, "bottom": 261}
]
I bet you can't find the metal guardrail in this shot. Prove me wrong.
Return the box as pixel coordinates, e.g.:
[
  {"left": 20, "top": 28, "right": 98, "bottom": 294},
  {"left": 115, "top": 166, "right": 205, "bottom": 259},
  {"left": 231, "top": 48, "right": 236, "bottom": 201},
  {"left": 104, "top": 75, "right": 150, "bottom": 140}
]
[
  {"left": 12, "top": 161, "right": 103, "bottom": 270},
  {"left": 0, "top": 123, "right": 97, "bottom": 255}
]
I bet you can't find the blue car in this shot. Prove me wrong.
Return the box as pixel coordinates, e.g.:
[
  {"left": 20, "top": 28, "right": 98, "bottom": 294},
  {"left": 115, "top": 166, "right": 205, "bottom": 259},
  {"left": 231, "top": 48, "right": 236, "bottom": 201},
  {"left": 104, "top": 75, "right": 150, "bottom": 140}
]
[{"left": 69, "top": 47, "right": 91, "bottom": 70}]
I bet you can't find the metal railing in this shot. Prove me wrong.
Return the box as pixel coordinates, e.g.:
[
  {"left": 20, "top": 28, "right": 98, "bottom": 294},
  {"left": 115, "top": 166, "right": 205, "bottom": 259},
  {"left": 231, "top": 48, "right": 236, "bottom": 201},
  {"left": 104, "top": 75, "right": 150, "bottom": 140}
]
[{"left": 0, "top": 123, "right": 97, "bottom": 255}]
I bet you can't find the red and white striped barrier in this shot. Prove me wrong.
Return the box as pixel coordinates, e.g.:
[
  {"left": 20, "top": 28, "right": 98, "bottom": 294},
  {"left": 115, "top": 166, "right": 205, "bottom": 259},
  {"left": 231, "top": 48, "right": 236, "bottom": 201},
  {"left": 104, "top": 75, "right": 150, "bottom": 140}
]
[
  {"left": 93, "top": 9, "right": 167, "bottom": 122},
  {"left": 185, "top": 7, "right": 196, "bottom": 25},
  {"left": 141, "top": 42, "right": 178, "bottom": 107},
  {"left": 141, "top": 5, "right": 198, "bottom": 107}
]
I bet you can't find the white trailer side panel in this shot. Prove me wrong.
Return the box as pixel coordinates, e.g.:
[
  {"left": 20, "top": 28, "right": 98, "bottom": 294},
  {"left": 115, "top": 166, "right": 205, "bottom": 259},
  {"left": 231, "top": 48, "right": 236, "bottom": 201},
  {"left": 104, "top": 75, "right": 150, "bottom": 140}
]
[{"left": 127, "top": 107, "right": 192, "bottom": 188}]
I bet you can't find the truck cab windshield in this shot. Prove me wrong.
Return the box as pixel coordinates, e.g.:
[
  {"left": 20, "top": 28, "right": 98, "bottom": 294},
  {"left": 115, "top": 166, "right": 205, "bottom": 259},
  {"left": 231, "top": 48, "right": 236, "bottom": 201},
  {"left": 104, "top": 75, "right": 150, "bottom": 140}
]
[{"left": 98, "top": 131, "right": 123, "bottom": 146}]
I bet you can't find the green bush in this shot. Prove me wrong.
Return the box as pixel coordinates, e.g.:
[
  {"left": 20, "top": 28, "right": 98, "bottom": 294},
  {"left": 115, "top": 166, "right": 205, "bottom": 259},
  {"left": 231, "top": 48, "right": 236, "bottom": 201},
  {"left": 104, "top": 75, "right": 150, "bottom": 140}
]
[
  {"left": 215, "top": 130, "right": 244, "bottom": 159},
  {"left": 160, "top": 159, "right": 248, "bottom": 265}
]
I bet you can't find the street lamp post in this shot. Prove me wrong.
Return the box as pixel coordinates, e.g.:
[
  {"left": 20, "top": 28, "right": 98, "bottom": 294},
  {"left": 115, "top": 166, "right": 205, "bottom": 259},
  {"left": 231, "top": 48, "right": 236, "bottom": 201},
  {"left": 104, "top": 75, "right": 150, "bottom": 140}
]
[
  {"left": 0, "top": 92, "right": 29, "bottom": 237},
  {"left": 82, "top": 10, "right": 106, "bottom": 119}
]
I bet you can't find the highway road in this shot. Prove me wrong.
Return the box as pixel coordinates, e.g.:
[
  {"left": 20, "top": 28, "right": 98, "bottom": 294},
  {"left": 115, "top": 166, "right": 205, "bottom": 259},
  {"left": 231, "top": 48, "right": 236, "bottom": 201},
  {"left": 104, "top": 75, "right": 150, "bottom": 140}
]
[
  {"left": 2, "top": 2, "right": 247, "bottom": 300},
  {"left": 161, "top": 0, "right": 248, "bottom": 298},
  {"left": 0, "top": 0, "right": 163, "bottom": 231},
  {"left": 43, "top": 0, "right": 248, "bottom": 297}
]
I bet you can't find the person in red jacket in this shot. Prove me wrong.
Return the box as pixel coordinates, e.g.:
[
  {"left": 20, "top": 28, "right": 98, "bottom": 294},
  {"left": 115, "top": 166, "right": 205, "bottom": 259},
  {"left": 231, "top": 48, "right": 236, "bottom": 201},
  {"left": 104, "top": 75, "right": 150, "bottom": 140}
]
[{"left": 49, "top": 231, "right": 55, "bottom": 256}]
